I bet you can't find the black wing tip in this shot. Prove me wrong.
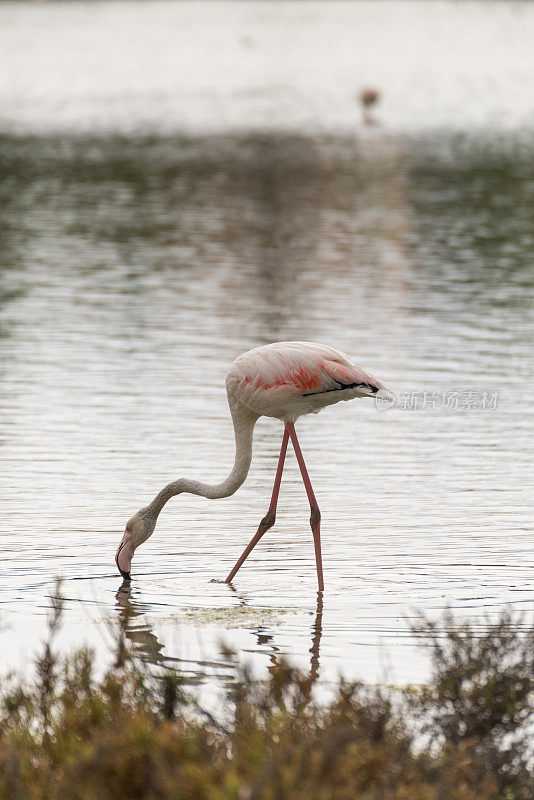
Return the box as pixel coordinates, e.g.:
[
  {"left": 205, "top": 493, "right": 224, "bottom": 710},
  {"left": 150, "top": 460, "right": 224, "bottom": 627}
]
[{"left": 303, "top": 381, "right": 379, "bottom": 397}]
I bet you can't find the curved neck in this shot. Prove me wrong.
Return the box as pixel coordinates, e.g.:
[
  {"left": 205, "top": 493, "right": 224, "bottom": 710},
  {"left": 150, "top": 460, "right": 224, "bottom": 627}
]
[{"left": 147, "top": 404, "right": 259, "bottom": 519}]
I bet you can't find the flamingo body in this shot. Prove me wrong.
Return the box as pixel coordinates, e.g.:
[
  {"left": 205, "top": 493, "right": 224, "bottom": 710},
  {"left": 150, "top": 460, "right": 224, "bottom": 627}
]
[
  {"left": 360, "top": 87, "right": 380, "bottom": 108},
  {"left": 226, "top": 341, "right": 385, "bottom": 422}
]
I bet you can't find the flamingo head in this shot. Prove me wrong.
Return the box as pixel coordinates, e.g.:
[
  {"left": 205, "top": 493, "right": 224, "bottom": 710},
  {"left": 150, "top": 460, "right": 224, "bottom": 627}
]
[{"left": 115, "top": 509, "right": 156, "bottom": 580}]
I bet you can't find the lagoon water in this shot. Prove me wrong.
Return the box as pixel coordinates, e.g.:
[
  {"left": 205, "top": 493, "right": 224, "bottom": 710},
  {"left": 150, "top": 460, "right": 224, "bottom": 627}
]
[{"left": 0, "top": 2, "right": 533, "bottom": 700}]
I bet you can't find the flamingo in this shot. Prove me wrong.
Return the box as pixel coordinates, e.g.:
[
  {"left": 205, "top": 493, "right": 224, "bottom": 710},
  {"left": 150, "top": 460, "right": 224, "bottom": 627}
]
[
  {"left": 115, "top": 341, "right": 390, "bottom": 591},
  {"left": 359, "top": 87, "right": 380, "bottom": 125}
]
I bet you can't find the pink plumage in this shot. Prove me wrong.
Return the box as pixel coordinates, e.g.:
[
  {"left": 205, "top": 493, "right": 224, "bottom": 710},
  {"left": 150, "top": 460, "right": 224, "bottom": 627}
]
[{"left": 226, "top": 340, "right": 386, "bottom": 422}]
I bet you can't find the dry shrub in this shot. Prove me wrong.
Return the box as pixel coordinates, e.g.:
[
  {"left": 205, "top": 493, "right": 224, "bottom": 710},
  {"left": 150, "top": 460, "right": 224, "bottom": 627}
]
[{"left": 0, "top": 584, "right": 532, "bottom": 800}]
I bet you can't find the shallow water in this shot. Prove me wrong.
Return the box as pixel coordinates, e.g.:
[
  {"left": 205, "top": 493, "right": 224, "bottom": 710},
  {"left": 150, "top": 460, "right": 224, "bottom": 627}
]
[{"left": 0, "top": 2, "right": 533, "bottom": 696}]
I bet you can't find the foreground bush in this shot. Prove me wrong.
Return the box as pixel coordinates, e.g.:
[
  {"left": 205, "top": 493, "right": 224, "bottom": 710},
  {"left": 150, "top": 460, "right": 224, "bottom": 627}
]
[{"left": 0, "top": 589, "right": 532, "bottom": 800}]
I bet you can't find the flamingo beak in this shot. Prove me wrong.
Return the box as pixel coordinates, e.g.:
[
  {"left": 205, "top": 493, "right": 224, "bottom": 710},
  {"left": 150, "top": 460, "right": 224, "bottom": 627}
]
[{"left": 115, "top": 532, "right": 134, "bottom": 580}]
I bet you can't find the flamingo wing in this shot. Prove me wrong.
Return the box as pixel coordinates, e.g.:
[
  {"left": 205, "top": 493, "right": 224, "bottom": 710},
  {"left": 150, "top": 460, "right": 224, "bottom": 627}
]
[{"left": 227, "top": 341, "right": 385, "bottom": 419}]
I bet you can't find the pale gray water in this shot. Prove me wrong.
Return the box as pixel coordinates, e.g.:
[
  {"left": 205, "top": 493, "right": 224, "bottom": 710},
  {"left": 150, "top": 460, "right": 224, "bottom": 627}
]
[{"left": 0, "top": 2, "right": 533, "bottom": 698}]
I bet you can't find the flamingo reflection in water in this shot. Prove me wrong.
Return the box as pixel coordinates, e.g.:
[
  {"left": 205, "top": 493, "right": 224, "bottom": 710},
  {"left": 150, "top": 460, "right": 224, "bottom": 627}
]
[{"left": 115, "top": 584, "right": 324, "bottom": 681}]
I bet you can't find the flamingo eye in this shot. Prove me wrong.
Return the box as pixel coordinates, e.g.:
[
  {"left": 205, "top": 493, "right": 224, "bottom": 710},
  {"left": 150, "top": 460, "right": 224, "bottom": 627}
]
[{"left": 126, "top": 523, "right": 132, "bottom": 532}]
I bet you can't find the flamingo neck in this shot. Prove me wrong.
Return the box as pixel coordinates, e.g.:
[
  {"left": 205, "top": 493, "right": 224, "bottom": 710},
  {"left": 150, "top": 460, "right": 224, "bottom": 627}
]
[{"left": 146, "top": 404, "right": 259, "bottom": 518}]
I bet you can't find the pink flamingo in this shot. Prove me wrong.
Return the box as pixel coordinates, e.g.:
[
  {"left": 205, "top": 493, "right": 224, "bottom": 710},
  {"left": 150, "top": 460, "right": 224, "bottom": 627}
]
[
  {"left": 359, "top": 87, "right": 380, "bottom": 125},
  {"left": 115, "top": 341, "right": 390, "bottom": 591}
]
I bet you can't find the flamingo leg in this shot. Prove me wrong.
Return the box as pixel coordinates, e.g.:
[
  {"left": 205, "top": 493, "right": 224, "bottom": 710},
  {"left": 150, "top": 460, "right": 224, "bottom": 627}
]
[
  {"left": 225, "top": 427, "right": 289, "bottom": 584},
  {"left": 286, "top": 422, "right": 324, "bottom": 592}
]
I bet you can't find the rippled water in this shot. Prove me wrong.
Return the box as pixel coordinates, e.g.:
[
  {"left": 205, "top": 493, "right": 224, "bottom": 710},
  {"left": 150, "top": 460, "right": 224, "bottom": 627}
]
[{"left": 0, "top": 2, "right": 533, "bottom": 696}]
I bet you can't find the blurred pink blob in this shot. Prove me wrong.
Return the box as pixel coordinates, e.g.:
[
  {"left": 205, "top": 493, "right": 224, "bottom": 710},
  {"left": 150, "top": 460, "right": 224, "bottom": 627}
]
[
  {"left": 359, "top": 87, "right": 381, "bottom": 125},
  {"left": 360, "top": 87, "right": 380, "bottom": 108}
]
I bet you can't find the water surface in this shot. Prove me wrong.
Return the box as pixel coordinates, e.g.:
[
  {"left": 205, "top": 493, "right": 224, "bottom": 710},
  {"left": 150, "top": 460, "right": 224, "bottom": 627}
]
[{"left": 0, "top": 1, "right": 533, "bottom": 696}]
